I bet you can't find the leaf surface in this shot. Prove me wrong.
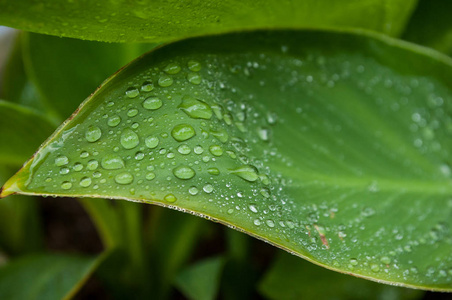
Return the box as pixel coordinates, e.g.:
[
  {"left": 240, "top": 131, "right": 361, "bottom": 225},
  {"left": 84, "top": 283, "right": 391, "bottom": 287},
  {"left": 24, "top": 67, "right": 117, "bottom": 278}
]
[
  {"left": 0, "top": 253, "right": 103, "bottom": 300},
  {"left": 0, "top": 0, "right": 417, "bottom": 42},
  {"left": 2, "top": 29, "right": 452, "bottom": 290}
]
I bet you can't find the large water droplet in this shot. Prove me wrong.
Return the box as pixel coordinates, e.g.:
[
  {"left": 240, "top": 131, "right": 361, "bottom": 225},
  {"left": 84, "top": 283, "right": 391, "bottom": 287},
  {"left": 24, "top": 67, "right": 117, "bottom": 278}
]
[
  {"left": 188, "top": 186, "right": 199, "bottom": 195},
  {"left": 158, "top": 74, "right": 173, "bottom": 87},
  {"left": 229, "top": 165, "right": 259, "bottom": 182},
  {"left": 125, "top": 87, "right": 140, "bottom": 98},
  {"left": 120, "top": 128, "right": 140, "bottom": 149},
  {"left": 209, "top": 145, "right": 223, "bottom": 156},
  {"left": 143, "top": 97, "right": 163, "bottom": 110},
  {"left": 115, "top": 172, "right": 134, "bottom": 184},
  {"left": 163, "top": 63, "right": 181, "bottom": 74},
  {"left": 210, "top": 129, "right": 228, "bottom": 143},
  {"left": 177, "top": 144, "right": 191, "bottom": 155},
  {"left": 207, "top": 167, "right": 220, "bottom": 175},
  {"left": 108, "top": 115, "right": 121, "bottom": 127},
  {"left": 171, "top": 124, "right": 196, "bottom": 141},
  {"left": 101, "top": 154, "right": 125, "bottom": 169},
  {"left": 146, "top": 172, "right": 155, "bottom": 180},
  {"left": 141, "top": 80, "right": 154, "bottom": 92},
  {"left": 257, "top": 127, "right": 270, "bottom": 141},
  {"left": 61, "top": 181, "right": 72, "bottom": 190},
  {"left": 85, "top": 126, "right": 102, "bottom": 142},
  {"left": 87, "top": 160, "right": 99, "bottom": 170},
  {"left": 178, "top": 95, "right": 212, "bottom": 119},
  {"left": 187, "top": 60, "right": 201, "bottom": 72},
  {"left": 173, "top": 165, "right": 196, "bottom": 180},
  {"left": 80, "top": 177, "right": 92, "bottom": 187},
  {"left": 73, "top": 163, "right": 83, "bottom": 172},
  {"left": 203, "top": 184, "right": 213, "bottom": 193}
]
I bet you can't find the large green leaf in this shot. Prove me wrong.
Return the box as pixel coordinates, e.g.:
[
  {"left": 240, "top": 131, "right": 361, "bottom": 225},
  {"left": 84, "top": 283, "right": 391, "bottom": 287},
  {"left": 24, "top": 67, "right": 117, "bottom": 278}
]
[
  {"left": 0, "top": 100, "right": 55, "bottom": 165},
  {"left": 1, "top": 29, "right": 452, "bottom": 290},
  {"left": 403, "top": 0, "right": 452, "bottom": 56},
  {"left": 0, "top": 0, "right": 417, "bottom": 43},
  {"left": 259, "top": 251, "right": 423, "bottom": 300},
  {"left": 0, "top": 253, "right": 103, "bottom": 300},
  {"left": 22, "top": 33, "right": 156, "bottom": 119}
]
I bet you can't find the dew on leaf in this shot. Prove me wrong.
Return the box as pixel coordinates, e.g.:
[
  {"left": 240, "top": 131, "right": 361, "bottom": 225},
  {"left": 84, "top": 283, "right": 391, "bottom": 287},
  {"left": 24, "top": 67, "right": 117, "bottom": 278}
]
[
  {"left": 101, "top": 154, "right": 125, "bottom": 169},
  {"left": 141, "top": 80, "right": 154, "bottom": 92},
  {"left": 73, "top": 163, "right": 83, "bottom": 171},
  {"left": 188, "top": 186, "right": 199, "bottom": 195},
  {"left": 177, "top": 144, "right": 191, "bottom": 154},
  {"left": 203, "top": 184, "right": 214, "bottom": 193},
  {"left": 85, "top": 126, "right": 102, "bottom": 142},
  {"left": 187, "top": 72, "right": 201, "bottom": 85},
  {"left": 145, "top": 136, "right": 159, "bottom": 149},
  {"left": 158, "top": 74, "right": 173, "bottom": 87},
  {"left": 178, "top": 95, "right": 212, "bottom": 119},
  {"left": 164, "top": 193, "right": 177, "bottom": 203},
  {"left": 125, "top": 87, "right": 140, "bottom": 98},
  {"left": 115, "top": 172, "right": 134, "bottom": 184},
  {"left": 173, "top": 165, "right": 196, "bottom": 180},
  {"left": 87, "top": 160, "right": 98, "bottom": 170},
  {"left": 194, "top": 145, "right": 204, "bottom": 154},
  {"left": 187, "top": 60, "right": 201, "bottom": 72},
  {"left": 229, "top": 165, "right": 259, "bottom": 182},
  {"left": 60, "top": 167, "right": 70, "bottom": 175},
  {"left": 143, "top": 96, "right": 163, "bottom": 110},
  {"left": 163, "top": 63, "right": 181, "bottom": 74},
  {"left": 107, "top": 115, "right": 121, "bottom": 127},
  {"left": 55, "top": 155, "right": 69, "bottom": 167},
  {"left": 146, "top": 172, "right": 156, "bottom": 180},
  {"left": 207, "top": 167, "right": 220, "bottom": 175},
  {"left": 209, "top": 145, "right": 223, "bottom": 156},
  {"left": 120, "top": 128, "right": 140, "bottom": 149},
  {"left": 171, "top": 124, "right": 196, "bottom": 141},
  {"left": 61, "top": 181, "right": 72, "bottom": 190},
  {"left": 80, "top": 177, "right": 92, "bottom": 187}
]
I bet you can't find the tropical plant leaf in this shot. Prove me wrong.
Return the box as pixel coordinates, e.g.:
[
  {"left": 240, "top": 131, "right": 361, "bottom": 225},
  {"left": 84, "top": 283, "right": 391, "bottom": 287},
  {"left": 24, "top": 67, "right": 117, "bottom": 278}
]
[
  {"left": 0, "top": 100, "right": 55, "bottom": 165},
  {"left": 259, "top": 251, "right": 423, "bottom": 300},
  {"left": 1, "top": 29, "right": 452, "bottom": 290},
  {"left": 0, "top": 0, "right": 417, "bottom": 43},
  {"left": 403, "top": 0, "right": 452, "bottom": 56},
  {"left": 0, "top": 253, "right": 104, "bottom": 300},
  {"left": 174, "top": 256, "right": 225, "bottom": 300},
  {"left": 22, "top": 33, "right": 157, "bottom": 119}
]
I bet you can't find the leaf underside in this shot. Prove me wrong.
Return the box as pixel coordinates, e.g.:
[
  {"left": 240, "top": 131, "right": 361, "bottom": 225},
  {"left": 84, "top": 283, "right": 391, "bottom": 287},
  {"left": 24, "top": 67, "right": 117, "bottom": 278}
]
[{"left": 2, "top": 30, "right": 452, "bottom": 290}]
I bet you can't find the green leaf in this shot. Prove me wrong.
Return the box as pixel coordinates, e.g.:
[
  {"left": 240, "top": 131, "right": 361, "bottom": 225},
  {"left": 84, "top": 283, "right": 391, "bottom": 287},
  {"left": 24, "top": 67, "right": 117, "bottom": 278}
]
[
  {"left": 2, "top": 29, "right": 452, "bottom": 290},
  {"left": 174, "top": 256, "right": 225, "bottom": 300},
  {"left": 0, "top": 253, "right": 104, "bottom": 300},
  {"left": 403, "top": 0, "right": 452, "bottom": 56},
  {"left": 0, "top": 100, "right": 55, "bottom": 165},
  {"left": 259, "top": 251, "right": 423, "bottom": 300},
  {"left": 0, "top": 0, "right": 417, "bottom": 43},
  {"left": 23, "top": 33, "right": 157, "bottom": 119}
]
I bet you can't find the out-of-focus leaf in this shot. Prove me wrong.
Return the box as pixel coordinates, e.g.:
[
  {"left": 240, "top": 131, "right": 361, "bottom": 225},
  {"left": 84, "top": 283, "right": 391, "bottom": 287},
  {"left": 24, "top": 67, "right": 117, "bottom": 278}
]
[
  {"left": 2, "top": 29, "right": 452, "bottom": 290},
  {"left": 23, "top": 33, "right": 156, "bottom": 119},
  {"left": 0, "top": 100, "right": 54, "bottom": 165},
  {"left": 174, "top": 256, "right": 225, "bottom": 300},
  {"left": 0, "top": 0, "right": 417, "bottom": 43},
  {"left": 259, "top": 251, "right": 423, "bottom": 300},
  {"left": 0, "top": 166, "right": 42, "bottom": 254},
  {"left": 403, "top": 0, "right": 452, "bottom": 56},
  {"left": 0, "top": 253, "right": 104, "bottom": 300},
  {"left": 1, "top": 32, "right": 46, "bottom": 113}
]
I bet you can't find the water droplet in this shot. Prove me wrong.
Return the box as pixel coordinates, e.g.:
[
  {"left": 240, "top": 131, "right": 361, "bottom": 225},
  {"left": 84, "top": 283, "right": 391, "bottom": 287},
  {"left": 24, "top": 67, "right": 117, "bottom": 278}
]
[
  {"left": 61, "top": 181, "right": 72, "bottom": 190},
  {"left": 163, "top": 62, "right": 181, "bottom": 74},
  {"left": 187, "top": 72, "right": 201, "bottom": 85},
  {"left": 80, "top": 151, "right": 89, "bottom": 158},
  {"left": 266, "top": 220, "right": 275, "bottom": 228},
  {"left": 143, "top": 96, "right": 163, "bottom": 110},
  {"left": 210, "top": 129, "right": 228, "bottom": 143},
  {"left": 73, "top": 163, "right": 83, "bottom": 172},
  {"left": 55, "top": 155, "right": 69, "bottom": 166},
  {"left": 171, "top": 124, "right": 195, "bottom": 141},
  {"left": 135, "top": 152, "right": 145, "bottom": 160},
  {"left": 380, "top": 256, "right": 391, "bottom": 264},
  {"left": 371, "top": 264, "right": 380, "bottom": 272},
  {"left": 125, "top": 87, "right": 139, "bottom": 98},
  {"left": 178, "top": 95, "right": 212, "bottom": 119},
  {"left": 85, "top": 126, "right": 102, "bottom": 142},
  {"left": 187, "top": 60, "right": 201, "bottom": 72},
  {"left": 207, "top": 167, "right": 220, "bottom": 175},
  {"left": 80, "top": 177, "right": 92, "bottom": 187},
  {"left": 188, "top": 186, "right": 199, "bottom": 195},
  {"left": 257, "top": 127, "right": 270, "bottom": 141},
  {"left": 158, "top": 74, "right": 173, "bottom": 87},
  {"left": 164, "top": 193, "right": 177, "bottom": 203},
  {"left": 146, "top": 172, "right": 155, "bottom": 180},
  {"left": 203, "top": 184, "right": 214, "bottom": 193},
  {"left": 120, "top": 128, "right": 140, "bottom": 149},
  {"left": 173, "top": 165, "right": 196, "bottom": 180},
  {"left": 209, "top": 145, "right": 223, "bottom": 156},
  {"left": 141, "top": 80, "right": 154, "bottom": 92},
  {"left": 86, "top": 160, "right": 98, "bottom": 170},
  {"left": 249, "top": 204, "right": 258, "bottom": 213},
  {"left": 229, "top": 165, "right": 259, "bottom": 182},
  {"left": 177, "top": 144, "right": 191, "bottom": 155},
  {"left": 145, "top": 136, "right": 159, "bottom": 149},
  {"left": 227, "top": 208, "right": 234, "bottom": 215},
  {"left": 194, "top": 146, "right": 204, "bottom": 154},
  {"left": 260, "top": 188, "right": 270, "bottom": 198},
  {"left": 115, "top": 172, "right": 134, "bottom": 184},
  {"left": 254, "top": 219, "right": 262, "bottom": 226},
  {"left": 223, "top": 113, "right": 232, "bottom": 125},
  {"left": 108, "top": 115, "right": 121, "bottom": 127},
  {"left": 60, "top": 167, "right": 70, "bottom": 175},
  {"left": 259, "top": 174, "right": 270, "bottom": 185},
  {"left": 211, "top": 104, "right": 223, "bottom": 120},
  {"left": 350, "top": 258, "right": 358, "bottom": 266},
  {"left": 101, "top": 154, "right": 125, "bottom": 169},
  {"left": 127, "top": 108, "right": 138, "bottom": 117}
]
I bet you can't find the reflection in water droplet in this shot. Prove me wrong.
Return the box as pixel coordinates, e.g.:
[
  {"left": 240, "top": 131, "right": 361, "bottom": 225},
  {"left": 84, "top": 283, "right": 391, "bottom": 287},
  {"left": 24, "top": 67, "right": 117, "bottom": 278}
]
[
  {"left": 108, "top": 115, "right": 121, "bottom": 127},
  {"left": 61, "top": 181, "right": 72, "bottom": 190},
  {"left": 188, "top": 60, "right": 201, "bottom": 72},
  {"left": 73, "top": 163, "right": 83, "bottom": 172},
  {"left": 188, "top": 186, "right": 199, "bottom": 195},
  {"left": 163, "top": 63, "right": 181, "bottom": 74},
  {"left": 209, "top": 145, "right": 223, "bottom": 156},
  {"left": 87, "top": 160, "right": 98, "bottom": 170},
  {"left": 203, "top": 184, "right": 213, "bottom": 193},
  {"left": 101, "top": 154, "right": 125, "bottom": 169},
  {"left": 164, "top": 193, "right": 177, "bottom": 202},
  {"left": 143, "top": 97, "right": 163, "bottom": 110},
  {"left": 158, "top": 74, "right": 173, "bottom": 87},
  {"left": 207, "top": 167, "right": 220, "bottom": 175},
  {"left": 141, "top": 80, "right": 154, "bottom": 92},
  {"left": 177, "top": 144, "right": 191, "bottom": 154},
  {"left": 55, "top": 155, "right": 69, "bottom": 166},
  {"left": 80, "top": 177, "right": 92, "bottom": 187},
  {"left": 125, "top": 87, "right": 139, "bottom": 98},
  {"left": 145, "top": 136, "right": 159, "bottom": 149},
  {"left": 229, "top": 165, "right": 259, "bottom": 182},
  {"left": 179, "top": 95, "right": 212, "bottom": 119},
  {"left": 187, "top": 72, "right": 201, "bottom": 85}
]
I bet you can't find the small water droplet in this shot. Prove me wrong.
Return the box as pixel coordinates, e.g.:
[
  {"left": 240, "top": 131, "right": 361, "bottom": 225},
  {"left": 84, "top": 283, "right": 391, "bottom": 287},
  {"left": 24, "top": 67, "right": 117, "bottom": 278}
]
[
  {"left": 61, "top": 181, "right": 72, "bottom": 190},
  {"left": 135, "top": 152, "right": 145, "bottom": 160},
  {"left": 210, "top": 129, "right": 228, "bottom": 143},
  {"left": 188, "top": 186, "right": 199, "bottom": 195},
  {"left": 257, "top": 127, "right": 270, "bottom": 141},
  {"left": 350, "top": 258, "right": 358, "bottom": 266},
  {"left": 143, "top": 96, "right": 163, "bottom": 110},
  {"left": 171, "top": 124, "right": 196, "bottom": 141},
  {"left": 158, "top": 74, "right": 173, "bottom": 87},
  {"left": 108, "top": 115, "right": 121, "bottom": 127},
  {"left": 194, "top": 145, "right": 204, "bottom": 154},
  {"left": 127, "top": 108, "right": 138, "bottom": 117},
  {"left": 254, "top": 219, "right": 262, "bottom": 226},
  {"left": 55, "top": 155, "right": 69, "bottom": 166},
  {"left": 371, "top": 264, "right": 380, "bottom": 272},
  {"left": 163, "top": 63, "right": 181, "bottom": 74},
  {"left": 207, "top": 167, "right": 220, "bottom": 175},
  {"left": 60, "top": 167, "right": 70, "bottom": 175},
  {"left": 80, "top": 151, "right": 89, "bottom": 158},
  {"left": 249, "top": 204, "right": 258, "bottom": 213},
  {"left": 146, "top": 172, "right": 156, "bottom": 180},
  {"left": 380, "top": 256, "right": 391, "bottom": 264},
  {"left": 120, "top": 128, "right": 140, "bottom": 149},
  {"left": 266, "top": 220, "right": 275, "bottom": 228},
  {"left": 187, "top": 60, "right": 201, "bottom": 72},
  {"left": 173, "top": 165, "right": 196, "bottom": 180},
  {"left": 80, "top": 177, "right": 92, "bottom": 187},
  {"left": 178, "top": 95, "right": 212, "bottom": 119},
  {"left": 145, "top": 136, "right": 159, "bottom": 149},
  {"left": 177, "top": 144, "right": 191, "bottom": 154},
  {"left": 115, "top": 172, "right": 134, "bottom": 184},
  {"left": 229, "top": 165, "right": 259, "bottom": 182},
  {"left": 203, "top": 184, "right": 213, "bottom": 193},
  {"left": 125, "top": 87, "right": 140, "bottom": 98},
  {"left": 101, "top": 154, "right": 125, "bottom": 169},
  {"left": 141, "top": 80, "right": 154, "bottom": 92},
  {"left": 85, "top": 126, "right": 102, "bottom": 142},
  {"left": 209, "top": 145, "right": 223, "bottom": 156},
  {"left": 187, "top": 72, "right": 201, "bottom": 85},
  {"left": 86, "top": 160, "right": 98, "bottom": 170},
  {"left": 164, "top": 193, "right": 177, "bottom": 203}
]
